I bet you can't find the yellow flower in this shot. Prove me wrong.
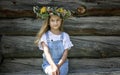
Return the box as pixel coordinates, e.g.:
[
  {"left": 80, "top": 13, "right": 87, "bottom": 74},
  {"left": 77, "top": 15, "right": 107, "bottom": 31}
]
[
  {"left": 40, "top": 7, "right": 47, "bottom": 14},
  {"left": 56, "top": 8, "right": 64, "bottom": 13}
]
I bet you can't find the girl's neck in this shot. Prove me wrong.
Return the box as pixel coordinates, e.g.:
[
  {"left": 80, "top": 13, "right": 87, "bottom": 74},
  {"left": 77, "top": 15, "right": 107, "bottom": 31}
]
[{"left": 50, "top": 29, "right": 61, "bottom": 35}]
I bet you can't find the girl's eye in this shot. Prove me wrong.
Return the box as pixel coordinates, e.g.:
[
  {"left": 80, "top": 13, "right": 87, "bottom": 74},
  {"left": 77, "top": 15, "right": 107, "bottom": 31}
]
[
  {"left": 57, "top": 19, "right": 61, "bottom": 21},
  {"left": 57, "top": 19, "right": 60, "bottom": 21},
  {"left": 51, "top": 19, "right": 55, "bottom": 22}
]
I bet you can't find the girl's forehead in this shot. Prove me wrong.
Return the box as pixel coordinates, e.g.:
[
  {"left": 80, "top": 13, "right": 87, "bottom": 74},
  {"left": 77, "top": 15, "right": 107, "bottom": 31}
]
[{"left": 50, "top": 15, "right": 61, "bottom": 19}]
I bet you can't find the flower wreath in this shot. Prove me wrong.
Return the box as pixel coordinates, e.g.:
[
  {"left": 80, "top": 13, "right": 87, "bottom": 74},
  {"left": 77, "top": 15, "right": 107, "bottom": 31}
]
[{"left": 33, "top": 6, "right": 72, "bottom": 19}]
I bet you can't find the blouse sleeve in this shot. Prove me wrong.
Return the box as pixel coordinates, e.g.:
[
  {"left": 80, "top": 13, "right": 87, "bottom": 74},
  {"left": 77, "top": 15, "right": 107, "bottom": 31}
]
[
  {"left": 38, "top": 33, "right": 47, "bottom": 50},
  {"left": 63, "top": 33, "right": 73, "bottom": 50}
]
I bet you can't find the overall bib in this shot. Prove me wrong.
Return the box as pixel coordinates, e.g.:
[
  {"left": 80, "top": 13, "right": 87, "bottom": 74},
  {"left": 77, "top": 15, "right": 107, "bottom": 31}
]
[{"left": 42, "top": 32, "right": 68, "bottom": 75}]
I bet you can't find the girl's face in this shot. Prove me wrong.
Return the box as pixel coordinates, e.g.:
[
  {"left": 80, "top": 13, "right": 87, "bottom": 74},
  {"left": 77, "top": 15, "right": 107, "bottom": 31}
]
[{"left": 49, "top": 15, "right": 62, "bottom": 31}]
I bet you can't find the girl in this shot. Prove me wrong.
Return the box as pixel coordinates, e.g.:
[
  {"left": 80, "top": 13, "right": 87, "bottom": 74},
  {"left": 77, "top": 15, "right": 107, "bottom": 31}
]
[{"left": 33, "top": 6, "right": 73, "bottom": 75}]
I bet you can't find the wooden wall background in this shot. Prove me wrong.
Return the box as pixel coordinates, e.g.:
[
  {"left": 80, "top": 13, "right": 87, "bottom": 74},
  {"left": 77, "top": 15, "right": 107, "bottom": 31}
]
[{"left": 0, "top": 0, "right": 120, "bottom": 58}]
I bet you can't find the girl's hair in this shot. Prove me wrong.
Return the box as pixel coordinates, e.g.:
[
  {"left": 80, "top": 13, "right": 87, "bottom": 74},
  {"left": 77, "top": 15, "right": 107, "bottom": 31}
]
[{"left": 34, "top": 15, "right": 64, "bottom": 45}]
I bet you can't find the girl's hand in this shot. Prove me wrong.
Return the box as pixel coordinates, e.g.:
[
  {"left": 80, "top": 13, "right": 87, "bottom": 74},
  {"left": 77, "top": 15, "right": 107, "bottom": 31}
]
[
  {"left": 57, "top": 64, "right": 60, "bottom": 69},
  {"left": 51, "top": 65, "right": 60, "bottom": 75}
]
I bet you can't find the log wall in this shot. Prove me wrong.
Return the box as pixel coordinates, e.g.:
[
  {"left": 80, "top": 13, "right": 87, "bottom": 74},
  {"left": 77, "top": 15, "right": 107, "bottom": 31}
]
[
  {"left": 0, "top": 0, "right": 120, "bottom": 18},
  {"left": 0, "top": 0, "right": 120, "bottom": 58}
]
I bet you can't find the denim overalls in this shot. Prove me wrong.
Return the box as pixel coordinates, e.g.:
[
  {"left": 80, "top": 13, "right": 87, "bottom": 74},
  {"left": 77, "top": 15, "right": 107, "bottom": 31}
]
[{"left": 42, "top": 31, "right": 68, "bottom": 75}]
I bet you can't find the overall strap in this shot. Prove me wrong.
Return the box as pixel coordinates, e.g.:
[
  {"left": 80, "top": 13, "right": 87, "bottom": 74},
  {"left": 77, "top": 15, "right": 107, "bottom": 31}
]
[
  {"left": 45, "top": 31, "right": 49, "bottom": 41},
  {"left": 60, "top": 32, "right": 64, "bottom": 40}
]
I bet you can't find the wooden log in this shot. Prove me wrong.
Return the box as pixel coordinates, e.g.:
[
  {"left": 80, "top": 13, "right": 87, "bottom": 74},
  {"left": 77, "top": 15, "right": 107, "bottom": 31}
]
[
  {"left": 0, "top": 0, "right": 120, "bottom": 9},
  {"left": 1, "top": 36, "right": 120, "bottom": 58},
  {"left": 1, "top": 36, "right": 41, "bottom": 58},
  {"left": 0, "top": 0, "right": 120, "bottom": 18},
  {"left": 0, "top": 9, "right": 35, "bottom": 18},
  {"left": 1, "top": 58, "right": 120, "bottom": 74},
  {"left": 71, "top": 36, "right": 120, "bottom": 58},
  {"left": 0, "top": 17, "right": 120, "bottom": 36},
  {"left": 1, "top": 8, "right": 120, "bottom": 18}
]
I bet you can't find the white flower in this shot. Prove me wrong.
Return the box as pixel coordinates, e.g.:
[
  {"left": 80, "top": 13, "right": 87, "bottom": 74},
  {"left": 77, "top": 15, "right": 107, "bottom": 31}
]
[{"left": 49, "top": 13, "right": 54, "bottom": 15}]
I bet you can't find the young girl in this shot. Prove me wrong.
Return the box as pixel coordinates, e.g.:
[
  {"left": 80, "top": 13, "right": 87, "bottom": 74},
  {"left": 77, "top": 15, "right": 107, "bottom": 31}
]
[{"left": 33, "top": 6, "right": 73, "bottom": 75}]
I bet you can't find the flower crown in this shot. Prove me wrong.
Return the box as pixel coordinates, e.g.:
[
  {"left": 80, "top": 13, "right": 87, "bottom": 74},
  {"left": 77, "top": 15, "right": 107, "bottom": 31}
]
[{"left": 33, "top": 6, "right": 72, "bottom": 19}]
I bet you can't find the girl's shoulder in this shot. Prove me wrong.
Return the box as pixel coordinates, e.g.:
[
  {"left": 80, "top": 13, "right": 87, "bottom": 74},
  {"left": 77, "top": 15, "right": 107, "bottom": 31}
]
[
  {"left": 41, "top": 33, "right": 47, "bottom": 39},
  {"left": 62, "top": 32, "right": 70, "bottom": 38}
]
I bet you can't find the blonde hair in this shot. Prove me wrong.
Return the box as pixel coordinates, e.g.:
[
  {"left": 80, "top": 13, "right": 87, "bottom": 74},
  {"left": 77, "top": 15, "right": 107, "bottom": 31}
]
[{"left": 34, "top": 15, "right": 64, "bottom": 45}]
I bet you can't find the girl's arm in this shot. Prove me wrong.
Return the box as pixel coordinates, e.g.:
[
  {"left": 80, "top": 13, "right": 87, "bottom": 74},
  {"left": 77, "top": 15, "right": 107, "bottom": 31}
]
[
  {"left": 57, "top": 49, "right": 68, "bottom": 68},
  {"left": 41, "top": 42, "right": 55, "bottom": 66},
  {"left": 41, "top": 42, "right": 59, "bottom": 75}
]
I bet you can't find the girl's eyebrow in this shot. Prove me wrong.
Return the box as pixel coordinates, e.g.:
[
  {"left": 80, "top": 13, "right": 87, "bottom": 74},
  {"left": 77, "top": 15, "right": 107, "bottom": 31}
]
[
  {"left": 50, "top": 19, "right": 54, "bottom": 20},
  {"left": 50, "top": 18, "right": 57, "bottom": 20}
]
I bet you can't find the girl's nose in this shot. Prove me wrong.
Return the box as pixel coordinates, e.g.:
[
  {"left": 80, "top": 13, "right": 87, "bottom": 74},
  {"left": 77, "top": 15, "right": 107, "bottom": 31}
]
[{"left": 54, "top": 21, "right": 57, "bottom": 24}]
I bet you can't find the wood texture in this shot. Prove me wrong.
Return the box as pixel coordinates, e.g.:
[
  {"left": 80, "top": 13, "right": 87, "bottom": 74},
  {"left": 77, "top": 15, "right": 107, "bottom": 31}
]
[
  {"left": 1, "top": 36, "right": 120, "bottom": 58},
  {"left": 0, "top": 0, "right": 120, "bottom": 18},
  {"left": 1, "top": 58, "right": 120, "bottom": 74},
  {"left": 0, "top": 0, "right": 120, "bottom": 59},
  {"left": 0, "top": 17, "right": 120, "bottom": 36}
]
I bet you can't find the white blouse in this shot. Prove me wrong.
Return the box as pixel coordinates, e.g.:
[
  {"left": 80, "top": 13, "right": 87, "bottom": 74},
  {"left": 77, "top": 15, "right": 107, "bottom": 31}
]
[{"left": 38, "top": 31, "right": 73, "bottom": 50}]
